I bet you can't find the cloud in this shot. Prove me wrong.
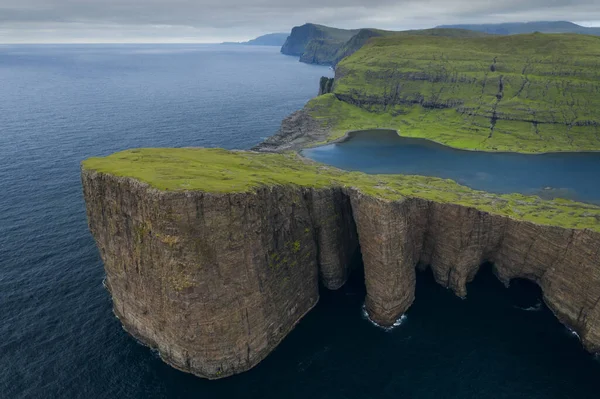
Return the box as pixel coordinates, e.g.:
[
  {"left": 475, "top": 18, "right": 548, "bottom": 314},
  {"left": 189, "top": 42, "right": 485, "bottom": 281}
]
[{"left": 0, "top": 0, "right": 599, "bottom": 43}]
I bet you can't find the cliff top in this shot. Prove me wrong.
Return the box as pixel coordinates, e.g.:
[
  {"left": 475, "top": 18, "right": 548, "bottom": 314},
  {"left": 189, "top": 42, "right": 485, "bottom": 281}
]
[
  {"left": 83, "top": 148, "right": 600, "bottom": 231},
  {"left": 302, "top": 33, "right": 600, "bottom": 153},
  {"left": 282, "top": 23, "right": 487, "bottom": 65}
]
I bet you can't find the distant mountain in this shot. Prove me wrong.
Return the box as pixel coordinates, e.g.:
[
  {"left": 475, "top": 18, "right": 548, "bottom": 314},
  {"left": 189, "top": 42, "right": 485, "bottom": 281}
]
[
  {"left": 222, "top": 33, "right": 289, "bottom": 47},
  {"left": 280, "top": 23, "right": 359, "bottom": 61},
  {"left": 280, "top": 21, "right": 600, "bottom": 67},
  {"left": 280, "top": 23, "right": 487, "bottom": 66},
  {"left": 436, "top": 21, "right": 600, "bottom": 36}
]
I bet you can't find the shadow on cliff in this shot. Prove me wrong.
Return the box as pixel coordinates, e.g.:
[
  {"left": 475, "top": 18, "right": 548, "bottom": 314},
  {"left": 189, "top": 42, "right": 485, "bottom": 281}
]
[{"left": 198, "top": 260, "right": 600, "bottom": 399}]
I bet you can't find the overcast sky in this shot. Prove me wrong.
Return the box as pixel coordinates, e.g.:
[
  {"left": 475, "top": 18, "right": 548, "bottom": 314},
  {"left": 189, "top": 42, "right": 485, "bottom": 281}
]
[{"left": 1, "top": 0, "right": 600, "bottom": 43}]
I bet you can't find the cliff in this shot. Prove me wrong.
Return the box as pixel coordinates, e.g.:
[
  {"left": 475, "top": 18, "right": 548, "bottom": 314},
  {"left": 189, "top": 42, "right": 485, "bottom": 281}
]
[
  {"left": 82, "top": 148, "right": 600, "bottom": 379},
  {"left": 280, "top": 23, "right": 358, "bottom": 61},
  {"left": 265, "top": 33, "right": 600, "bottom": 153},
  {"left": 318, "top": 76, "right": 334, "bottom": 96},
  {"left": 281, "top": 24, "right": 487, "bottom": 66}
]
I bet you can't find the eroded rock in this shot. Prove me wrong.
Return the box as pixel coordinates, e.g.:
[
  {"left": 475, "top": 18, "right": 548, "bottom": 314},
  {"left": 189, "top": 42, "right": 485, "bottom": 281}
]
[{"left": 83, "top": 170, "right": 600, "bottom": 379}]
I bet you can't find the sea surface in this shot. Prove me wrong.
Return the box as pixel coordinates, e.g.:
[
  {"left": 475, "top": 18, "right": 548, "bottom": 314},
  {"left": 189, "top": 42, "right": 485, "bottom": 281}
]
[
  {"left": 1, "top": 44, "right": 599, "bottom": 399},
  {"left": 303, "top": 129, "right": 600, "bottom": 203}
]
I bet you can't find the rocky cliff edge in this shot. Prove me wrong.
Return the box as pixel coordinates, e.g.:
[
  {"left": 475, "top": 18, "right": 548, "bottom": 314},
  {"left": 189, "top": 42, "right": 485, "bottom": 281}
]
[{"left": 82, "top": 148, "right": 600, "bottom": 379}]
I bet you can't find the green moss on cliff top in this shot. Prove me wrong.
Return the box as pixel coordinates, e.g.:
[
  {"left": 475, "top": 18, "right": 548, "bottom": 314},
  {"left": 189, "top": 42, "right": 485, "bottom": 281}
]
[
  {"left": 83, "top": 148, "right": 600, "bottom": 231},
  {"left": 309, "top": 33, "right": 600, "bottom": 153}
]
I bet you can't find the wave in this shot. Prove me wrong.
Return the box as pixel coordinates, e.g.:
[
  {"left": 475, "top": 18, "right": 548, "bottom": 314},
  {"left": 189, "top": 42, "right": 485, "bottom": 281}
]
[
  {"left": 514, "top": 301, "right": 542, "bottom": 312},
  {"left": 361, "top": 304, "right": 407, "bottom": 332}
]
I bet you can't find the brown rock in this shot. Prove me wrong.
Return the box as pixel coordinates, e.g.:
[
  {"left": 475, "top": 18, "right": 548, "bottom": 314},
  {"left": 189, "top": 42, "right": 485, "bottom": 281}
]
[{"left": 82, "top": 171, "right": 600, "bottom": 379}]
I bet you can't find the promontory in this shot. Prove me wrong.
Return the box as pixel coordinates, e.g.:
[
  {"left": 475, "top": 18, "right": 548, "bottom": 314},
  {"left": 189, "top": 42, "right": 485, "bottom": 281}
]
[
  {"left": 83, "top": 148, "right": 600, "bottom": 379},
  {"left": 83, "top": 32, "right": 600, "bottom": 379}
]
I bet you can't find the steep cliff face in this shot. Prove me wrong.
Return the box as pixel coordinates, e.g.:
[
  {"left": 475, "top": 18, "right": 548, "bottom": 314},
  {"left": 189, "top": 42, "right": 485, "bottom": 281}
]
[
  {"left": 348, "top": 195, "right": 600, "bottom": 351},
  {"left": 318, "top": 77, "right": 335, "bottom": 96},
  {"left": 281, "top": 24, "right": 488, "bottom": 66},
  {"left": 83, "top": 162, "right": 600, "bottom": 378},
  {"left": 280, "top": 23, "right": 357, "bottom": 60},
  {"left": 82, "top": 169, "right": 357, "bottom": 379}
]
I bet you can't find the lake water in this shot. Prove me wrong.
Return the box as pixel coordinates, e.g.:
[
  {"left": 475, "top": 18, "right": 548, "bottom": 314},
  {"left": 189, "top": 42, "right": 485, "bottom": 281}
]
[
  {"left": 1, "top": 45, "right": 599, "bottom": 399},
  {"left": 303, "top": 130, "right": 600, "bottom": 203}
]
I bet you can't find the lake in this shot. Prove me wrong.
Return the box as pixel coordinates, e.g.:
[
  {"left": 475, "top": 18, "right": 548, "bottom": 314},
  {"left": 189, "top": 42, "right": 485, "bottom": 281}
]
[{"left": 303, "top": 129, "right": 600, "bottom": 204}]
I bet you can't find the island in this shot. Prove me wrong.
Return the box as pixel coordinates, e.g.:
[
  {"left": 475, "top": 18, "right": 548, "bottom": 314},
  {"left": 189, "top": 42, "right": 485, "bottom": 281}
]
[
  {"left": 222, "top": 33, "right": 289, "bottom": 47},
  {"left": 82, "top": 31, "right": 600, "bottom": 380}
]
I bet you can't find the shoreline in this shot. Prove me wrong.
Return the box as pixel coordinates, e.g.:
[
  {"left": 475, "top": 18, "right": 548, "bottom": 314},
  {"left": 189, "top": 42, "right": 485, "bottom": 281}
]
[{"left": 298, "top": 127, "right": 600, "bottom": 156}]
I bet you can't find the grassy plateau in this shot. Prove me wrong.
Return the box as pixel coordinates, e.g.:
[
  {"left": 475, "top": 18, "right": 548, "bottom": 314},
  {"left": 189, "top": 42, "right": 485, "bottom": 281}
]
[
  {"left": 83, "top": 148, "right": 600, "bottom": 232},
  {"left": 306, "top": 33, "right": 600, "bottom": 152}
]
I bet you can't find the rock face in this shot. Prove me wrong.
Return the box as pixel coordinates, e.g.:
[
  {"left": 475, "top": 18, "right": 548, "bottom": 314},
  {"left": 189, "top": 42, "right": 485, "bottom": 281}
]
[
  {"left": 82, "top": 170, "right": 357, "bottom": 378},
  {"left": 280, "top": 23, "right": 357, "bottom": 61},
  {"left": 83, "top": 168, "right": 600, "bottom": 379},
  {"left": 251, "top": 108, "right": 330, "bottom": 152},
  {"left": 318, "top": 77, "right": 335, "bottom": 96}
]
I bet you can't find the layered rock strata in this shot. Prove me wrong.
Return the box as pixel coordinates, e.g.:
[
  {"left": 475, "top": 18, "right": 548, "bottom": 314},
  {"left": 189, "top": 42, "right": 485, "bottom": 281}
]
[
  {"left": 252, "top": 109, "right": 329, "bottom": 152},
  {"left": 83, "top": 169, "right": 600, "bottom": 379}
]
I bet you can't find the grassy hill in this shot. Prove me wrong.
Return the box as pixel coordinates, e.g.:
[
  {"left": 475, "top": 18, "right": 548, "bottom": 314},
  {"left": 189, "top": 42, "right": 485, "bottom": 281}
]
[
  {"left": 437, "top": 21, "right": 600, "bottom": 36},
  {"left": 83, "top": 148, "right": 600, "bottom": 231},
  {"left": 280, "top": 24, "right": 359, "bottom": 62},
  {"left": 303, "top": 33, "right": 600, "bottom": 152},
  {"left": 281, "top": 23, "right": 487, "bottom": 66}
]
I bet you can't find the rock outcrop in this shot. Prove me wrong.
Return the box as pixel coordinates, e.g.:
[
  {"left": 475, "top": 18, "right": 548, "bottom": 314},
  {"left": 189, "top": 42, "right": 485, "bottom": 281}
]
[
  {"left": 251, "top": 108, "right": 330, "bottom": 152},
  {"left": 280, "top": 23, "right": 357, "bottom": 64},
  {"left": 83, "top": 168, "right": 600, "bottom": 379},
  {"left": 318, "top": 77, "right": 335, "bottom": 96}
]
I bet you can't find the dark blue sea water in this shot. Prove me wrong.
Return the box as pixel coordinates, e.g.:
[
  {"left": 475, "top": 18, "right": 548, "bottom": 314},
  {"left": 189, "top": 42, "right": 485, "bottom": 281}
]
[
  {"left": 1, "top": 45, "right": 599, "bottom": 399},
  {"left": 303, "top": 130, "right": 600, "bottom": 204}
]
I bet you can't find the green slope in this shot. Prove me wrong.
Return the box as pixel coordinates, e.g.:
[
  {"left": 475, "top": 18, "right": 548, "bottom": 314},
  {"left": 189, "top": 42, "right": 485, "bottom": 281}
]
[
  {"left": 281, "top": 23, "right": 488, "bottom": 66},
  {"left": 83, "top": 148, "right": 600, "bottom": 231},
  {"left": 306, "top": 33, "right": 600, "bottom": 152}
]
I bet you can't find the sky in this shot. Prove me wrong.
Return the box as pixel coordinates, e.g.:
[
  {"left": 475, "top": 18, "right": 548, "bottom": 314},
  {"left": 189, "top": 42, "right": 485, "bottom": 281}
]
[{"left": 1, "top": 0, "right": 600, "bottom": 43}]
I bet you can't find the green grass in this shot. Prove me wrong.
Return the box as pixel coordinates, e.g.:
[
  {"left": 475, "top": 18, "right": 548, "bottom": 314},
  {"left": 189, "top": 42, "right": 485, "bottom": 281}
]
[
  {"left": 309, "top": 33, "right": 600, "bottom": 152},
  {"left": 83, "top": 148, "right": 600, "bottom": 232},
  {"left": 300, "top": 27, "right": 488, "bottom": 66}
]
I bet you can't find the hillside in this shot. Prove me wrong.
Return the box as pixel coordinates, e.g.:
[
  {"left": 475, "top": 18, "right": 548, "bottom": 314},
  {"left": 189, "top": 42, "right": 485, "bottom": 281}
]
[
  {"left": 83, "top": 147, "right": 600, "bottom": 379},
  {"left": 281, "top": 23, "right": 488, "bottom": 66},
  {"left": 280, "top": 23, "right": 359, "bottom": 61},
  {"left": 437, "top": 21, "right": 600, "bottom": 36},
  {"left": 222, "top": 33, "right": 288, "bottom": 46},
  {"left": 290, "top": 33, "right": 600, "bottom": 152}
]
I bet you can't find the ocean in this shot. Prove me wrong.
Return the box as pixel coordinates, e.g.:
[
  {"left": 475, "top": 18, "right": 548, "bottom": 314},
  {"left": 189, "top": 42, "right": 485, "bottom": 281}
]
[{"left": 1, "top": 44, "right": 598, "bottom": 399}]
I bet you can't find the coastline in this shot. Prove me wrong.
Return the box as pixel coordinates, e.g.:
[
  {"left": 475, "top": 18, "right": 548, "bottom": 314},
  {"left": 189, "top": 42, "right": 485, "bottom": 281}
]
[{"left": 295, "top": 126, "right": 600, "bottom": 155}]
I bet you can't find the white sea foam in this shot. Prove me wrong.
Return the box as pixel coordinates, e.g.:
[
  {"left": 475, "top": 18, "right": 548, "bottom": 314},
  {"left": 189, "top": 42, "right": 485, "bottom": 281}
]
[
  {"left": 567, "top": 327, "right": 581, "bottom": 339},
  {"left": 361, "top": 304, "right": 407, "bottom": 331},
  {"left": 514, "top": 301, "right": 542, "bottom": 312}
]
